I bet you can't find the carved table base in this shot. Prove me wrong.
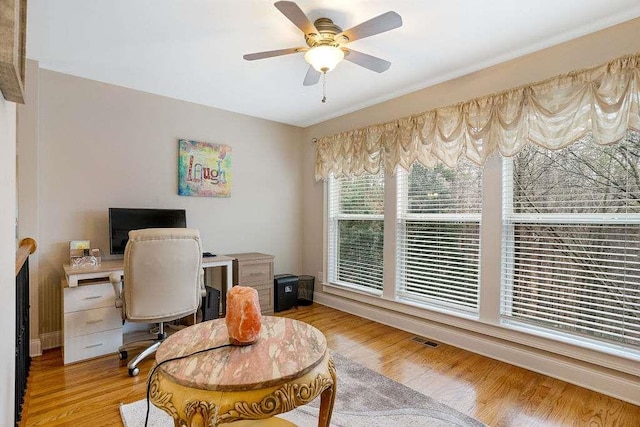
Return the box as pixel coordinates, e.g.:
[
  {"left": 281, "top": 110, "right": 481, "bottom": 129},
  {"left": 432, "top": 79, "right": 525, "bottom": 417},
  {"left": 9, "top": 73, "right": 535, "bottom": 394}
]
[{"left": 150, "top": 353, "right": 336, "bottom": 427}]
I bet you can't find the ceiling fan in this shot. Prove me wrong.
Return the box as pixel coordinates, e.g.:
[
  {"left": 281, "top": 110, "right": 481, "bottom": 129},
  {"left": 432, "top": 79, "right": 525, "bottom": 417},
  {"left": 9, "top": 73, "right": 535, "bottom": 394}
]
[{"left": 243, "top": 1, "right": 403, "bottom": 89}]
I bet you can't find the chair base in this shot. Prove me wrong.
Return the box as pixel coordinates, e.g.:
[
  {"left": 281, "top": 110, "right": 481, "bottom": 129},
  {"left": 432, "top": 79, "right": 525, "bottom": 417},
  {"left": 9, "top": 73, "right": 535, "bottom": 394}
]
[
  {"left": 120, "top": 324, "right": 168, "bottom": 376},
  {"left": 121, "top": 340, "right": 162, "bottom": 376}
]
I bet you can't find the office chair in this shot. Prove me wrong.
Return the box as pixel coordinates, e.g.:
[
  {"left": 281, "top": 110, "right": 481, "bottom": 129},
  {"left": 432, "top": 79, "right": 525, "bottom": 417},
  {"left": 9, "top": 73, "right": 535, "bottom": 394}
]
[{"left": 109, "top": 228, "right": 205, "bottom": 376}]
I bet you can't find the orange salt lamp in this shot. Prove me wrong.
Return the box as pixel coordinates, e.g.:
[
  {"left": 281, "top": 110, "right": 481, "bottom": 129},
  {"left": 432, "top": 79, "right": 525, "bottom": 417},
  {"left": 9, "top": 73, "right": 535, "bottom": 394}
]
[{"left": 226, "top": 286, "right": 262, "bottom": 345}]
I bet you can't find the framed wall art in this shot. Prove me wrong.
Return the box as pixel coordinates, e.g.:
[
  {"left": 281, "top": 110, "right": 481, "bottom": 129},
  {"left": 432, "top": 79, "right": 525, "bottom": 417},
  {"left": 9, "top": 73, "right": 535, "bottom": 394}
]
[
  {"left": 0, "top": 0, "right": 27, "bottom": 103},
  {"left": 178, "top": 139, "right": 232, "bottom": 197}
]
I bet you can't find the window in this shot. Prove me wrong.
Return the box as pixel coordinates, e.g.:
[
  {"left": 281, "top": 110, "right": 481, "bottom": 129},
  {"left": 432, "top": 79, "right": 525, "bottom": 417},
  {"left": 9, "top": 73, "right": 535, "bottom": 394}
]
[
  {"left": 502, "top": 133, "right": 640, "bottom": 348},
  {"left": 324, "top": 133, "right": 639, "bottom": 360},
  {"left": 397, "top": 162, "right": 483, "bottom": 312},
  {"left": 328, "top": 170, "right": 384, "bottom": 293}
]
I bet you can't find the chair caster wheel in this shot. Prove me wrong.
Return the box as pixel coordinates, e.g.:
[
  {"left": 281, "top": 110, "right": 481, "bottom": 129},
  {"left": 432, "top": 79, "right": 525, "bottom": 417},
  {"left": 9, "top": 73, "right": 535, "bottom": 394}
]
[
  {"left": 119, "top": 350, "right": 128, "bottom": 360},
  {"left": 128, "top": 367, "right": 140, "bottom": 377}
]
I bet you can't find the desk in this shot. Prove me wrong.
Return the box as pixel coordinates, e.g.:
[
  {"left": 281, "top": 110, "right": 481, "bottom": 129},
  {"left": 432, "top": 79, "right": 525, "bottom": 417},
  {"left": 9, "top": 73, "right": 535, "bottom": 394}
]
[
  {"left": 151, "top": 316, "right": 336, "bottom": 426},
  {"left": 61, "top": 255, "right": 234, "bottom": 364},
  {"left": 63, "top": 255, "right": 234, "bottom": 292}
]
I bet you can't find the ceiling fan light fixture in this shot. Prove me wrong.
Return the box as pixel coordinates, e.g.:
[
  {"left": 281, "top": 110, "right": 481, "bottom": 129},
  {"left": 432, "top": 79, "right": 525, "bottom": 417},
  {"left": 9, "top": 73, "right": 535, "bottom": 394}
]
[{"left": 304, "top": 45, "right": 344, "bottom": 73}]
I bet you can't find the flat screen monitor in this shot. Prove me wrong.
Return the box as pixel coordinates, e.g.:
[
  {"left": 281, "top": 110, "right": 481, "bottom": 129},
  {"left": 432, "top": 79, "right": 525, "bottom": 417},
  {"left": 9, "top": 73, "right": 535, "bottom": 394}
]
[{"left": 109, "top": 208, "right": 187, "bottom": 255}]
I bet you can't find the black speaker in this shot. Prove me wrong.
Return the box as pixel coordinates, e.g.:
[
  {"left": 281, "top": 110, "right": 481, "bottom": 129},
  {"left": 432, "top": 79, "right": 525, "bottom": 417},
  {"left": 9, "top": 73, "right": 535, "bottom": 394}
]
[
  {"left": 274, "top": 274, "right": 298, "bottom": 312},
  {"left": 202, "top": 286, "right": 221, "bottom": 321}
]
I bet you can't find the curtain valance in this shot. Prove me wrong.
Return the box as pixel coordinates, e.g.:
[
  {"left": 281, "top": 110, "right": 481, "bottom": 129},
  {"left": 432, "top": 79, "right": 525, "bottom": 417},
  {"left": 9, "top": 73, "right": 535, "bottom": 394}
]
[{"left": 315, "top": 53, "right": 640, "bottom": 180}]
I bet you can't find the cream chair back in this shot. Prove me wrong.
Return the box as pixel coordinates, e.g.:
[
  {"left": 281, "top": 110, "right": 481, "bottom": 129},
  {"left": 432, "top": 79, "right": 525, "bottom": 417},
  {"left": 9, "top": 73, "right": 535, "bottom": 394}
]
[{"left": 123, "top": 228, "right": 202, "bottom": 323}]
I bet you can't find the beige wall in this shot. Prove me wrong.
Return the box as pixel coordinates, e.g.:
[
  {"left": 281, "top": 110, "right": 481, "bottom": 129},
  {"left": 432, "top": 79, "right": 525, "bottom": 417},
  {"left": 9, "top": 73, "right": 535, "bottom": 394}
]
[
  {"left": 0, "top": 97, "right": 17, "bottom": 423},
  {"left": 20, "top": 67, "right": 304, "bottom": 343},
  {"left": 301, "top": 16, "right": 640, "bottom": 284}
]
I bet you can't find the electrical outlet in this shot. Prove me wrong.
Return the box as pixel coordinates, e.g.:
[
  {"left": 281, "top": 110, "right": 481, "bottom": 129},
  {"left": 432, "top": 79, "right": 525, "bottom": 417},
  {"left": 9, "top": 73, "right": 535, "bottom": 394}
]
[{"left": 317, "top": 271, "right": 323, "bottom": 283}]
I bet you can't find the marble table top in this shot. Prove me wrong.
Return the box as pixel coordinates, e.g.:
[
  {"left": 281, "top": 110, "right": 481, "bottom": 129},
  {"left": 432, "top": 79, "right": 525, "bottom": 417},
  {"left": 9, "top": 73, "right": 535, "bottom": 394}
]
[{"left": 155, "top": 316, "right": 327, "bottom": 391}]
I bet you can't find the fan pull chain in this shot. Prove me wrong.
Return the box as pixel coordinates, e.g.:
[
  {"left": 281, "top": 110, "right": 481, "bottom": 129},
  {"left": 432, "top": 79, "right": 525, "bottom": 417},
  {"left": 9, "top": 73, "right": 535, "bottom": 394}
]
[{"left": 322, "top": 72, "right": 327, "bottom": 103}]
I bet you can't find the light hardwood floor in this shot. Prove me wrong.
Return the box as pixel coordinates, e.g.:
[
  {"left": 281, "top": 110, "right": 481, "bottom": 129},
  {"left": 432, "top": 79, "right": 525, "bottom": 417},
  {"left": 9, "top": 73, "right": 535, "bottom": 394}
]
[{"left": 20, "top": 304, "right": 640, "bottom": 426}]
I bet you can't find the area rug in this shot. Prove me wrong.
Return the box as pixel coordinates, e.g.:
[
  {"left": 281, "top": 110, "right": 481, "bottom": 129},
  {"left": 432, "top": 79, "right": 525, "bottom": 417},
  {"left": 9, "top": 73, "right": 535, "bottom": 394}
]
[{"left": 120, "top": 352, "right": 484, "bottom": 426}]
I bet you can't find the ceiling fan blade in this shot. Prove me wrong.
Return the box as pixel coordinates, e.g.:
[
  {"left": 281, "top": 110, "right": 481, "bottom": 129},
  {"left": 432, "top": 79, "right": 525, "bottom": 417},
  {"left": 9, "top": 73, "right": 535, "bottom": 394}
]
[
  {"left": 243, "top": 47, "right": 304, "bottom": 61},
  {"left": 344, "top": 49, "right": 391, "bottom": 73},
  {"left": 337, "top": 11, "right": 402, "bottom": 43},
  {"left": 303, "top": 66, "right": 321, "bottom": 86},
  {"left": 274, "top": 1, "right": 318, "bottom": 35}
]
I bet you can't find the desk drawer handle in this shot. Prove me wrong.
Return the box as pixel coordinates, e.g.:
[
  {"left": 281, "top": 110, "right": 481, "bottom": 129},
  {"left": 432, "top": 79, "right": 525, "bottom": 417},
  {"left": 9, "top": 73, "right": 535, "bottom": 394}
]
[
  {"left": 249, "top": 272, "right": 263, "bottom": 276},
  {"left": 84, "top": 295, "right": 103, "bottom": 300},
  {"left": 84, "top": 343, "right": 103, "bottom": 349},
  {"left": 86, "top": 319, "right": 104, "bottom": 324}
]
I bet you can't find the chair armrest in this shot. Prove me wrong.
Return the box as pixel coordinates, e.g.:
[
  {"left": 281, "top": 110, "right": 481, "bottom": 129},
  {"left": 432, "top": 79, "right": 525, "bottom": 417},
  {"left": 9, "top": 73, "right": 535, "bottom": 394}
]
[
  {"left": 199, "top": 268, "right": 207, "bottom": 298},
  {"left": 109, "top": 272, "right": 124, "bottom": 309}
]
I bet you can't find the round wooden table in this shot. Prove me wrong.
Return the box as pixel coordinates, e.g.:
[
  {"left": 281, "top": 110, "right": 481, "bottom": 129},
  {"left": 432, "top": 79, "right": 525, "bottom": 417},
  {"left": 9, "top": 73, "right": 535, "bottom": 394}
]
[{"left": 149, "top": 316, "right": 336, "bottom": 426}]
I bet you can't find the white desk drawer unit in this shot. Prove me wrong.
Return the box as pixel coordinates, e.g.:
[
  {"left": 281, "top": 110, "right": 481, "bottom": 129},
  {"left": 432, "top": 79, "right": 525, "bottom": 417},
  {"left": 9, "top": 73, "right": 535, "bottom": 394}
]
[
  {"left": 64, "top": 306, "right": 122, "bottom": 338},
  {"left": 62, "top": 280, "right": 122, "bottom": 364},
  {"left": 64, "top": 281, "right": 115, "bottom": 312},
  {"left": 64, "top": 329, "right": 122, "bottom": 364},
  {"left": 62, "top": 257, "right": 235, "bottom": 364}
]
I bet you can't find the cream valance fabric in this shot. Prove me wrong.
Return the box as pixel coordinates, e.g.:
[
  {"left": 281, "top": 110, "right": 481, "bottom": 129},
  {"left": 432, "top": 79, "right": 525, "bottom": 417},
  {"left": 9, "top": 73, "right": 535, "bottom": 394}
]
[{"left": 315, "top": 53, "right": 640, "bottom": 180}]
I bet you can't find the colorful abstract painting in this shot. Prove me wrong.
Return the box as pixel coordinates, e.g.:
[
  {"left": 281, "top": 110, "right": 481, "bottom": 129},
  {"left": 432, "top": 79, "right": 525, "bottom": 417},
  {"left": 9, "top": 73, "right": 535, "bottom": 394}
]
[{"left": 178, "top": 139, "right": 232, "bottom": 197}]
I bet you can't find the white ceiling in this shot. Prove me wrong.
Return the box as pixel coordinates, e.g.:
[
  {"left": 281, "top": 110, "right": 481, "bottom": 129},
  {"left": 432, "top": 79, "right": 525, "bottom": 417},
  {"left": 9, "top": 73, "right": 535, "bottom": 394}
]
[{"left": 27, "top": 0, "right": 640, "bottom": 127}]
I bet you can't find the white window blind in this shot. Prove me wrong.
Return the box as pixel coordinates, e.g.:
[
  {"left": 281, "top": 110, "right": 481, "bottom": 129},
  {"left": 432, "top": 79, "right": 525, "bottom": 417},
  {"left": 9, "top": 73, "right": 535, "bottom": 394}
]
[
  {"left": 328, "top": 171, "right": 384, "bottom": 293},
  {"left": 397, "top": 162, "right": 483, "bottom": 312},
  {"left": 502, "top": 133, "right": 640, "bottom": 349}
]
